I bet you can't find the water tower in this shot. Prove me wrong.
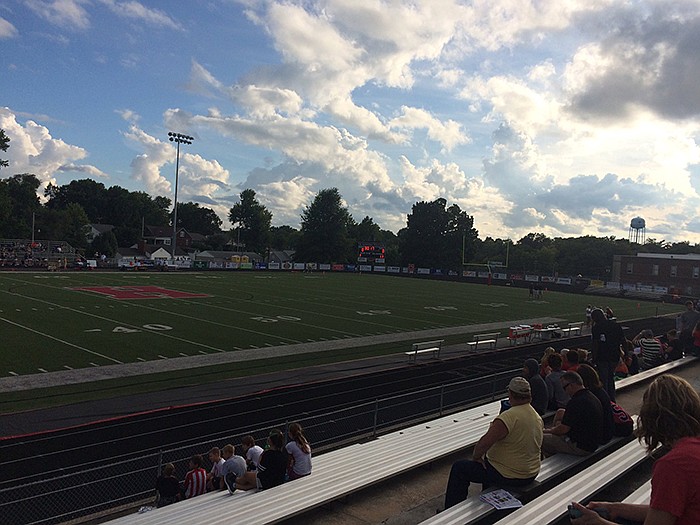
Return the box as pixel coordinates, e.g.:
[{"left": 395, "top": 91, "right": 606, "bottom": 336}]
[{"left": 628, "top": 217, "right": 646, "bottom": 244}]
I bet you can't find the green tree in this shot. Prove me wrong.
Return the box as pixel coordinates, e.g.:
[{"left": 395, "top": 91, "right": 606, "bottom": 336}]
[
  {"left": 399, "top": 198, "right": 478, "bottom": 269},
  {"left": 228, "top": 189, "right": 273, "bottom": 255},
  {"left": 0, "top": 174, "right": 41, "bottom": 237},
  {"left": 45, "top": 179, "right": 107, "bottom": 221},
  {"left": 90, "top": 230, "right": 118, "bottom": 257},
  {"left": 175, "top": 202, "right": 222, "bottom": 235},
  {"left": 36, "top": 203, "right": 89, "bottom": 249},
  {"left": 269, "top": 225, "right": 301, "bottom": 250},
  {"left": 0, "top": 128, "right": 9, "bottom": 170},
  {"left": 295, "top": 188, "right": 354, "bottom": 263}
]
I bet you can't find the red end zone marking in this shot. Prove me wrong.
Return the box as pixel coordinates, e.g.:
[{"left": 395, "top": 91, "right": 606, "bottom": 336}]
[{"left": 71, "top": 286, "right": 210, "bottom": 300}]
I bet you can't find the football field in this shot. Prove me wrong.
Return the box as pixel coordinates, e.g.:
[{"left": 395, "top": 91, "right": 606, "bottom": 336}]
[{"left": 0, "top": 270, "right": 678, "bottom": 379}]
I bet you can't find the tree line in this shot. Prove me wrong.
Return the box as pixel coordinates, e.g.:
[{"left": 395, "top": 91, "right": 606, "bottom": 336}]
[{"left": 2, "top": 128, "right": 699, "bottom": 278}]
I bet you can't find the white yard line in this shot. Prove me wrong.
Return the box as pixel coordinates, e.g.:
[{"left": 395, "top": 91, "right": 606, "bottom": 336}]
[{"left": 0, "top": 316, "right": 123, "bottom": 364}]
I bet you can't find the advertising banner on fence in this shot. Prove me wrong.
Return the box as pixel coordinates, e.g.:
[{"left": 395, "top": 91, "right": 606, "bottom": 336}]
[
  {"left": 493, "top": 272, "right": 508, "bottom": 280},
  {"left": 332, "top": 264, "right": 345, "bottom": 271},
  {"left": 525, "top": 274, "right": 539, "bottom": 282},
  {"left": 463, "top": 270, "right": 476, "bottom": 277},
  {"left": 282, "top": 262, "right": 292, "bottom": 270},
  {"left": 388, "top": 266, "right": 400, "bottom": 273},
  {"left": 193, "top": 261, "right": 209, "bottom": 269},
  {"left": 417, "top": 267, "right": 431, "bottom": 274},
  {"left": 373, "top": 266, "right": 386, "bottom": 272},
  {"left": 293, "top": 263, "right": 305, "bottom": 271},
  {"left": 241, "top": 263, "right": 253, "bottom": 270},
  {"left": 556, "top": 277, "right": 572, "bottom": 285},
  {"left": 541, "top": 276, "right": 556, "bottom": 283},
  {"left": 319, "top": 263, "right": 331, "bottom": 271},
  {"left": 268, "top": 262, "right": 281, "bottom": 270},
  {"left": 359, "top": 264, "right": 372, "bottom": 272}
]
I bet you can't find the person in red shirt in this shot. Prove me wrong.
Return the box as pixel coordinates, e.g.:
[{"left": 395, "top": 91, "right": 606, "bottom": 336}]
[
  {"left": 570, "top": 375, "right": 700, "bottom": 525},
  {"left": 182, "top": 454, "right": 207, "bottom": 499}
]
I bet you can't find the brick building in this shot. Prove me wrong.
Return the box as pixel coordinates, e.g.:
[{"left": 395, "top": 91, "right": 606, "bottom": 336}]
[{"left": 612, "top": 253, "right": 700, "bottom": 296}]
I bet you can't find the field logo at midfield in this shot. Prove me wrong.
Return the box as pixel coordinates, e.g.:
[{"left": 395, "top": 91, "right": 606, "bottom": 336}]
[{"left": 72, "top": 286, "right": 210, "bottom": 300}]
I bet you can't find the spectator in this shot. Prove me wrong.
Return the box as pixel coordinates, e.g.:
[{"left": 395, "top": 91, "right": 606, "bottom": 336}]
[
  {"left": 590, "top": 308, "right": 625, "bottom": 402},
  {"left": 228, "top": 430, "right": 287, "bottom": 492},
  {"left": 545, "top": 353, "right": 570, "bottom": 410},
  {"left": 182, "top": 454, "right": 207, "bottom": 499},
  {"left": 286, "top": 422, "right": 312, "bottom": 480},
  {"left": 241, "top": 435, "right": 264, "bottom": 470},
  {"left": 221, "top": 444, "right": 247, "bottom": 494},
  {"left": 155, "top": 463, "right": 180, "bottom": 508},
  {"left": 206, "top": 447, "right": 225, "bottom": 491},
  {"left": 564, "top": 349, "right": 580, "bottom": 372},
  {"left": 664, "top": 329, "right": 684, "bottom": 361},
  {"left": 522, "top": 358, "right": 548, "bottom": 416},
  {"left": 604, "top": 306, "right": 614, "bottom": 320},
  {"left": 443, "top": 377, "right": 543, "bottom": 509},
  {"left": 576, "top": 364, "right": 614, "bottom": 445},
  {"left": 540, "top": 347, "right": 556, "bottom": 378},
  {"left": 634, "top": 329, "right": 664, "bottom": 369},
  {"left": 678, "top": 300, "right": 700, "bottom": 355},
  {"left": 692, "top": 321, "right": 700, "bottom": 357},
  {"left": 541, "top": 372, "right": 603, "bottom": 456},
  {"left": 570, "top": 375, "right": 700, "bottom": 524}
]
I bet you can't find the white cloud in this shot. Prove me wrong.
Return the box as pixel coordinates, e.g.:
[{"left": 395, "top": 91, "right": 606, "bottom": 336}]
[
  {"left": 0, "top": 17, "right": 18, "bottom": 38},
  {"left": 57, "top": 163, "right": 108, "bottom": 178},
  {"left": 97, "top": 0, "right": 184, "bottom": 30},
  {"left": 389, "top": 106, "right": 470, "bottom": 151},
  {"left": 0, "top": 108, "right": 99, "bottom": 190},
  {"left": 26, "top": 0, "right": 90, "bottom": 30}
]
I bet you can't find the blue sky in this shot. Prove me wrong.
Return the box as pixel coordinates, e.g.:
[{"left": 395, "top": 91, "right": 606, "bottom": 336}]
[{"left": 2, "top": 0, "right": 700, "bottom": 243}]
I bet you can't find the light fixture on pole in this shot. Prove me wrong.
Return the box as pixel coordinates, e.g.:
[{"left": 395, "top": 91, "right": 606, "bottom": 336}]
[{"left": 167, "top": 132, "right": 194, "bottom": 264}]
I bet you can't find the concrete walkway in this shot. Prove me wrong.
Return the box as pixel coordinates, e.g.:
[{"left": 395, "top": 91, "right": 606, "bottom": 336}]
[{"left": 0, "top": 317, "right": 563, "bottom": 392}]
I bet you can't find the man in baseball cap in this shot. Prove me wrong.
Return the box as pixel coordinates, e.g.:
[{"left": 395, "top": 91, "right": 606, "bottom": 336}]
[{"left": 443, "top": 376, "right": 543, "bottom": 509}]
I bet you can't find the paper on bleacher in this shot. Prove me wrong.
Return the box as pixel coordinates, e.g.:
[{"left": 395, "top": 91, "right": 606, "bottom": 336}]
[{"left": 479, "top": 489, "right": 523, "bottom": 510}]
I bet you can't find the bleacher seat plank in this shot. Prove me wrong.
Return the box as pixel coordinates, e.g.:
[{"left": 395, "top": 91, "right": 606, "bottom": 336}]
[
  {"left": 490, "top": 439, "right": 649, "bottom": 525},
  {"left": 623, "top": 480, "right": 651, "bottom": 505}
]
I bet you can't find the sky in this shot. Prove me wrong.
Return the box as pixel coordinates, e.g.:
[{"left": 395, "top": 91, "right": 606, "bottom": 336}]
[{"left": 2, "top": 0, "right": 700, "bottom": 244}]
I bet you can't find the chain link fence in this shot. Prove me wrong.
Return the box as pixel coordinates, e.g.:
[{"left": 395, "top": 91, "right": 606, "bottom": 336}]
[{"left": 1, "top": 369, "right": 516, "bottom": 525}]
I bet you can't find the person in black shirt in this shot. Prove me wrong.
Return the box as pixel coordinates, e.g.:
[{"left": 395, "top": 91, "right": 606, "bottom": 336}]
[
  {"left": 155, "top": 463, "right": 180, "bottom": 507},
  {"left": 228, "top": 430, "right": 287, "bottom": 492},
  {"left": 522, "top": 358, "right": 548, "bottom": 416},
  {"left": 541, "top": 371, "right": 603, "bottom": 456},
  {"left": 590, "top": 308, "right": 625, "bottom": 401}
]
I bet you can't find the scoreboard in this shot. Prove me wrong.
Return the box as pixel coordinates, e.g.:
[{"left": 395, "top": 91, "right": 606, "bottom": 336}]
[{"left": 357, "top": 243, "right": 385, "bottom": 264}]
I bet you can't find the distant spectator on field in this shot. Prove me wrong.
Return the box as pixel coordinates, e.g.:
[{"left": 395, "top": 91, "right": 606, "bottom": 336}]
[
  {"left": 241, "top": 435, "right": 264, "bottom": 470},
  {"left": 585, "top": 304, "right": 593, "bottom": 327},
  {"left": 206, "top": 447, "right": 225, "bottom": 491},
  {"left": 678, "top": 300, "right": 700, "bottom": 354},
  {"left": 228, "top": 430, "right": 287, "bottom": 492},
  {"left": 633, "top": 329, "right": 664, "bottom": 369},
  {"left": 545, "top": 353, "right": 569, "bottom": 410},
  {"left": 542, "top": 371, "right": 603, "bottom": 456},
  {"left": 286, "top": 422, "right": 312, "bottom": 480},
  {"left": 664, "top": 329, "right": 684, "bottom": 361},
  {"left": 590, "top": 308, "right": 625, "bottom": 402},
  {"left": 155, "top": 463, "right": 180, "bottom": 508},
  {"left": 182, "top": 454, "right": 207, "bottom": 499},
  {"left": 522, "top": 358, "right": 548, "bottom": 416},
  {"left": 221, "top": 444, "right": 247, "bottom": 494},
  {"left": 577, "top": 364, "right": 614, "bottom": 445}
]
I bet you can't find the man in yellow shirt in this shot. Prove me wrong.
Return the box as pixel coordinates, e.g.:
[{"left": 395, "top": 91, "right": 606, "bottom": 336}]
[{"left": 444, "top": 377, "right": 544, "bottom": 509}]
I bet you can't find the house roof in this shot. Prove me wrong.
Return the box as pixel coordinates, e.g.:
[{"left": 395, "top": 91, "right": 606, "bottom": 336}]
[{"left": 90, "top": 223, "right": 115, "bottom": 234}]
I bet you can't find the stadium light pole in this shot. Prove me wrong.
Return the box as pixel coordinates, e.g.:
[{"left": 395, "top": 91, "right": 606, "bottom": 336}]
[{"left": 167, "top": 132, "right": 194, "bottom": 264}]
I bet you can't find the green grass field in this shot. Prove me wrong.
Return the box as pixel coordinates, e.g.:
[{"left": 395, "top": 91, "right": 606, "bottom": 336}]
[{"left": 0, "top": 270, "right": 677, "bottom": 378}]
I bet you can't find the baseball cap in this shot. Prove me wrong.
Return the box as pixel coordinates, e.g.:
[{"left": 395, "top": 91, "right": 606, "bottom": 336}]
[{"left": 507, "top": 377, "right": 531, "bottom": 395}]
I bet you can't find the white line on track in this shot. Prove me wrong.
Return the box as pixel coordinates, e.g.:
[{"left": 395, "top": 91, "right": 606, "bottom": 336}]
[{"left": 0, "top": 316, "right": 124, "bottom": 364}]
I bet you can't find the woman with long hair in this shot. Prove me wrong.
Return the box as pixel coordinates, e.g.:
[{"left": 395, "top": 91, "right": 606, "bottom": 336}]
[
  {"left": 286, "top": 422, "right": 312, "bottom": 480},
  {"left": 570, "top": 374, "right": 700, "bottom": 524}
]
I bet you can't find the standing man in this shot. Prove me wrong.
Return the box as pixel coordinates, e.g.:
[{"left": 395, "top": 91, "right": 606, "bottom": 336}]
[
  {"left": 541, "top": 371, "right": 603, "bottom": 456},
  {"left": 590, "top": 308, "right": 625, "bottom": 401},
  {"left": 679, "top": 300, "right": 700, "bottom": 355},
  {"left": 443, "top": 377, "right": 543, "bottom": 509}
]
